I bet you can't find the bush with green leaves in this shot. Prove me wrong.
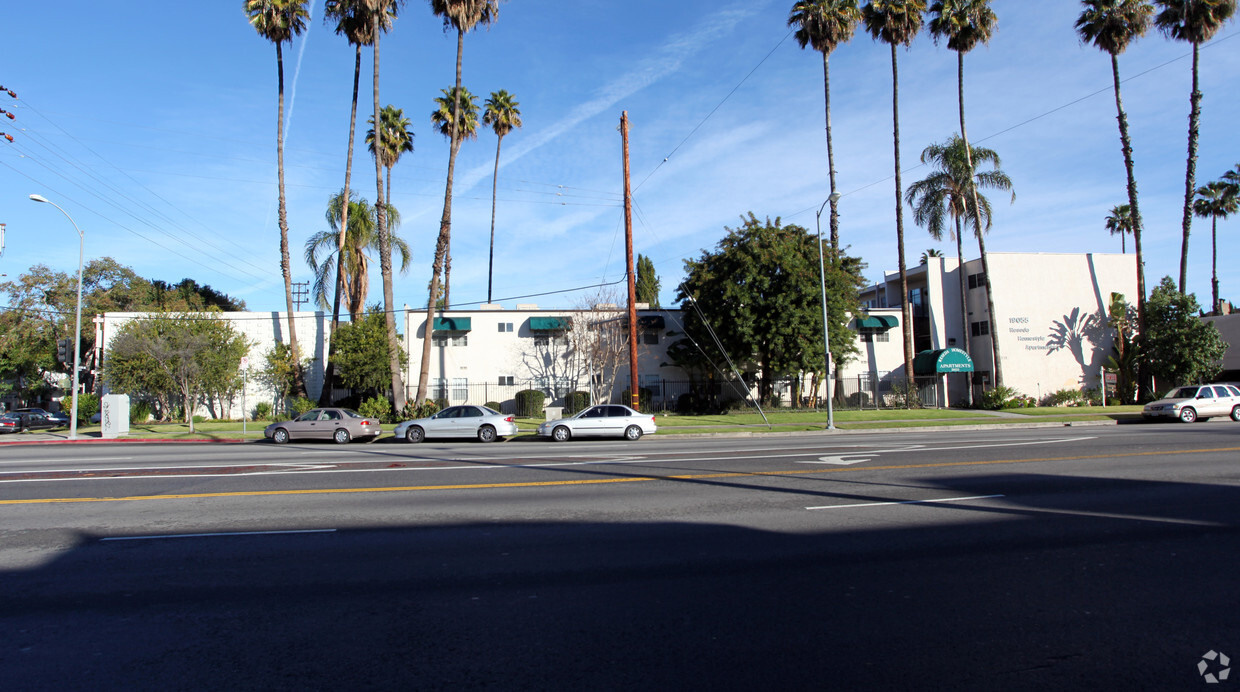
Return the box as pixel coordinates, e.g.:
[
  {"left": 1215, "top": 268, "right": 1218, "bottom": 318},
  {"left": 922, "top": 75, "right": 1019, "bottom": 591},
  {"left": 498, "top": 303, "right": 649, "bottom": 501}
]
[
  {"left": 484, "top": 401, "right": 502, "bottom": 413},
  {"left": 359, "top": 396, "right": 392, "bottom": 422},
  {"left": 979, "top": 385, "right": 1022, "bottom": 410},
  {"left": 564, "top": 391, "right": 591, "bottom": 415},
  {"left": 130, "top": 400, "right": 152, "bottom": 423},
  {"left": 620, "top": 387, "right": 654, "bottom": 412},
  {"left": 515, "top": 389, "right": 545, "bottom": 418},
  {"left": 74, "top": 393, "right": 100, "bottom": 422},
  {"left": 402, "top": 400, "right": 440, "bottom": 420},
  {"left": 288, "top": 396, "right": 317, "bottom": 417},
  {"left": 1041, "top": 388, "right": 1087, "bottom": 407},
  {"left": 253, "top": 401, "right": 272, "bottom": 421},
  {"left": 191, "top": 415, "right": 206, "bottom": 424}
]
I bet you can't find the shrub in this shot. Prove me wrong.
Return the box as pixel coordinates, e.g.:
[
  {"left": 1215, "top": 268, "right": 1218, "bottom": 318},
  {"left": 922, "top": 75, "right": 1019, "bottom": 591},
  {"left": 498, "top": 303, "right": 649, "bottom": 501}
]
[
  {"left": 620, "top": 387, "right": 654, "bottom": 411},
  {"left": 191, "top": 415, "right": 207, "bottom": 424},
  {"left": 401, "top": 400, "right": 440, "bottom": 420},
  {"left": 1041, "top": 388, "right": 1087, "bottom": 407},
  {"left": 75, "top": 393, "right": 100, "bottom": 422},
  {"left": 979, "top": 385, "right": 1023, "bottom": 410},
  {"left": 564, "top": 391, "right": 591, "bottom": 415},
  {"left": 846, "top": 391, "right": 871, "bottom": 408},
  {"left": 253, "top": 402, "right": 272, "bottom": 421},
  {"left": 886, "top": 379, "right": 922, "bottom": 409},
  {"left": 359, "top": 396, "right": 392, "bottom": 422},
  {"left": 484, "top": 401, "right": 503, "bottom": 413},
  {"left": 130, "top": 400, "right": 152, "bottom": 423},
  {"left": 515, "top": 389, "right": 545, "bottom": 418},
  {"left": 288, "top": 396, "right": 318, "bottom": 417}
]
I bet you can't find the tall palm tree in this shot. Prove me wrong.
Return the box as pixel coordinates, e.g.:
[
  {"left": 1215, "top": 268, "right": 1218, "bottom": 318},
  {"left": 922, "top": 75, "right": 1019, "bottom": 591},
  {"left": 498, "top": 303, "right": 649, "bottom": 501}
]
[
  {"left": 430, "top": 86, "right": 480, "bottom": 307},
  {"left": 788, "top": 0, "right": 862, "bottom": 251},
  {"left": 862, "top": 0, "right": 925, "bottom": 391},
  {"left": 1154, "top": 0, "right": 1237, "bottom": 293},
  {"left": 920, "top": 248, "right": 944, "bottom": 264},
  {"left": 323, "top": 0, "right": 397, "bottom": 335},
  {"left": 1105, "top": 203, "right": 1134, "bottom": 253},
  {"left": 245, "top": 0, "right": 310, "bottom": 398},
  {"left": 366, "top": 104, "right": 415, "bottom": 204},
  {"left": 305, "top": 191, "right": 410, "bottom": 322},
  {"left": 482, "top": 90, "right": 522, "bottom": 305},
  {"left": 416, "top": 0, "right": 500, "bottom": 405},
  {"left": 1193, "top": 179, "right": 1239, "bottom": 312},
  {"left": 1077, "top": 0, "right": 1153, "bottom": 399},
  {"left": 906, "top": 136, "right": 1013, "bottom": 405},
  {"left": 928, "top": 0, "right": 1000, "bottom": 391}
]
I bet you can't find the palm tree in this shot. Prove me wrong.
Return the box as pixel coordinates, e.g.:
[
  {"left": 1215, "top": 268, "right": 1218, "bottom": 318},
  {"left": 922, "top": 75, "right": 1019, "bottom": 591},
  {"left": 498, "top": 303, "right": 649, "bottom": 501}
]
[
  {"left": 929, "top": 0, "right": 1001, "bottom": 391},
  {"left": 1193, "top": 179, "right": 1239, "bottom": 312},
  {"left": 1154, "top": 0, "right": 1237, "bottom": 293},
  {"left": 245, "top": 0, "right": 310, "bottom": 398},
  {"left": 906, "top": 136, "right": 1013, "bottom": 405},
  {"left": 788, "top": 0, "right": 862, "bottom": 251},
  {"left": 323, "top": 0, "right": 397, "bottom": 336},
  {"left": 430, "top": 86, "right": 480, "bottom": 307},
  {"left": 482, "top": 90, "right": 522, "bottom": 304},
  {"left": 305, "top": 190, "right": 410, "bottom": 322},
  {"left": 1105, "top": 203, "right": 1134, "bottom": 253},
  {"left": 366, "top": 104, "right": 415, "bottom": 204},
  {"left": 417, "top": 0, "right": 500, "bottom": 405},
  {"left": 920, "top": 248, "right": 944, "bottom": 264},
  {"left": 1077, "top": 0, "right": 1153, "bottom": 399},
  {"left": 862, "top": 0, "right": 925, "bottom": 391}
]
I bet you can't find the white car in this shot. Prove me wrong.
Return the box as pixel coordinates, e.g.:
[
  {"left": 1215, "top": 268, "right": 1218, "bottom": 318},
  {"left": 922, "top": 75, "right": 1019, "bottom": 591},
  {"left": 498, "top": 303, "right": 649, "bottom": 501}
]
[
  {"left": 1142, "top": 384, "right": 1240, "bottom": 423},
  {"left": 537, "top": 404, "right": 657, "bottom": 442},
  {"left": 394, "top": 405, "right": 519, "bottom": 443}
]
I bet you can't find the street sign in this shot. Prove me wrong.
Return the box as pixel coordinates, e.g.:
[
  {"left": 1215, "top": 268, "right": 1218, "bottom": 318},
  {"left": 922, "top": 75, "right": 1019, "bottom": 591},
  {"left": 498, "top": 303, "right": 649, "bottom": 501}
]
[{"left": 1103, "top": 372, "right": 1117, "bottom": 384}]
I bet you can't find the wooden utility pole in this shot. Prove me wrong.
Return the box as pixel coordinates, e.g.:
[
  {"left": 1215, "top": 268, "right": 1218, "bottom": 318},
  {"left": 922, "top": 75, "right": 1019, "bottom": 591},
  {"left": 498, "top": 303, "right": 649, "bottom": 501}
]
[{"left": 621, "top": 112, "right": 639, "bottom": 411}]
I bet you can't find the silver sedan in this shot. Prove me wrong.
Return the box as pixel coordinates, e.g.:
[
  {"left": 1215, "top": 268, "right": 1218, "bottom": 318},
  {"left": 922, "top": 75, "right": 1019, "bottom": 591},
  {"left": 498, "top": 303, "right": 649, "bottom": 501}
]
[
  {"left": 537, "top": 404, "right": 656, "bottom": 442},
  {"left": 394, "top": 405, "right": 519, "bottom": 443}
]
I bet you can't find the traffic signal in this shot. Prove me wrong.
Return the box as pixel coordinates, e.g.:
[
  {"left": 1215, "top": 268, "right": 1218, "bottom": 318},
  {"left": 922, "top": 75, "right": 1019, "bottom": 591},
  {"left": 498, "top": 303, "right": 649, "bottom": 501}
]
[{"left": 56, "top": 338, "right": 71, "bottom": 364}]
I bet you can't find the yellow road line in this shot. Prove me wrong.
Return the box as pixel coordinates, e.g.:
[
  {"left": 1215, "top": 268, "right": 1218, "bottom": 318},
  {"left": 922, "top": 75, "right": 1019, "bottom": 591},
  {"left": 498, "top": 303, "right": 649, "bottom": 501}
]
[{"left": 2, "top": 446, "right": 1238, "bottom": 506}]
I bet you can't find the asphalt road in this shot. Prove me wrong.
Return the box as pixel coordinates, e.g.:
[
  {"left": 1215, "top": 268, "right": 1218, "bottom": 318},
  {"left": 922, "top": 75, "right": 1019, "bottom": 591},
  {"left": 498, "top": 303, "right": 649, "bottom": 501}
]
[{"left": 2, "top": 424, "right": 1238, "bottom": 690}]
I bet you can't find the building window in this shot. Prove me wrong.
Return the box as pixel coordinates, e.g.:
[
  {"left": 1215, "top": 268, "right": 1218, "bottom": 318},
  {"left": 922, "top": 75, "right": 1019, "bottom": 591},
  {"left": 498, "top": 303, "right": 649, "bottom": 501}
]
[
  {"left": 639, "top": 374, "right": 662, "bottom": 396},
  {"left": 430, "top": 378, "right": 448, "bottom": 401},
  {"left": 498, "top": 375, "right": 514, "bottom": 386},
  {"left": 642, "top": 331, "right": 659, "bottom": 345},
  {"left": 859, "top": 329, "right": 889, "bottom": 343},
  {"left": 968, "top": 272, "right": 986, "bottom": 290},
  {"left": 970, "top": 320, "right": 990, "bottom": 337},
  {"left": 434, "top": 334, "right": 468, "bottom": 347},
  {"left": 452, "top": 378, "right": 468, "bottom": 400},
  {"left": 533, "top": 334, "right": 565, "bottom": 347},
  {"left": 498, "top": 322, "right": 513, "bottom": 333}
]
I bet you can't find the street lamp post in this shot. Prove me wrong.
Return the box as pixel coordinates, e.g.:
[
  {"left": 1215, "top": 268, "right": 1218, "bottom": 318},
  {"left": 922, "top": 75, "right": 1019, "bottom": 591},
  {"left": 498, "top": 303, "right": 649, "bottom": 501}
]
[
  {"left": 815, "top": 192, "right": 841, "bottom": 431},
  {"left": 29, "top": 194, "right": 84, "bottom": 440}
]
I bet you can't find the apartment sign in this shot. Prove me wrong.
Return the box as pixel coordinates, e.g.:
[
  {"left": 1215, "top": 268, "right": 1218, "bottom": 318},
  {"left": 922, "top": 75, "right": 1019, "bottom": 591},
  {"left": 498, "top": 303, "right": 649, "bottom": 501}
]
[{"left": 1008, "top": 317, "right": 1049, "bottom": 352}]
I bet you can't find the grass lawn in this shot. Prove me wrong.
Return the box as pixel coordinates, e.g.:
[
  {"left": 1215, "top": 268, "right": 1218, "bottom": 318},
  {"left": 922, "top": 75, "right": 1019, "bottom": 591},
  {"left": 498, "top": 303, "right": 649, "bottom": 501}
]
[{"left": 998, "top": 405, "right": 1141, "bottom": 417}]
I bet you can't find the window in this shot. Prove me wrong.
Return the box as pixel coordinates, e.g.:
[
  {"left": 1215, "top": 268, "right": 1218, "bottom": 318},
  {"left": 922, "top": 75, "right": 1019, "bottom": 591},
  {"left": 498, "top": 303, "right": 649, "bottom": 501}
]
[
  {"left": 970, "top": 320, "right": 990, "bottom": 337},
  {"left": 639, "top": 374, "right": 662, "bottom": 396},
  {"left": 534, "top": 334, "right": 565, "bottom": 347},
  {"left": 430, "top": 378, "right": 448, "bottom": 401},
  {"left": 498, "top": 375, "right": 515, "bottom": 386},
  {"left": 497, "top": 322, "right": 513, "bottom": 333},
  {"left": 452, "top": 378, "right": 468, "bottom": 400},
  {"left": 642, "top": 331, "right": 659, "bottom": 345},
  {"left": 433, "top": 334, "right": 467, "bottom": 347},
  {"left": 859, "top": 329, "right": 889, "bottom": 343},
  {"left": 967, "top": 272, "right": 986, "bottom": 290}
]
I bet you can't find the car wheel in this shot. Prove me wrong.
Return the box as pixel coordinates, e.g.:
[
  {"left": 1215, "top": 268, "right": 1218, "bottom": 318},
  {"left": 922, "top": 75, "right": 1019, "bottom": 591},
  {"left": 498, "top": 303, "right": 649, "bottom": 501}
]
[
  {"left": 333, "top": 428, "right": 351, "bottom": 444},
  {"left": 477, "top": 425, "right": 497, "bottom": 443},
  {"left": 1231, "top": 406, "right": 1240, "bottom": 422},
  {"left": 552, "top": 425, "right": 571, "bottom": 442},
  {"left": 1178, "top": 407, "right": 1197, "bottom": 424},
  {"left": 624, "top": 425, "right": 643, "bottom": 441},
  {"left": 273, "top": 428, "right": 290, "bottom": 444},
  {"left": 405, "top": 426, "right": 424, "bottom": 443}
]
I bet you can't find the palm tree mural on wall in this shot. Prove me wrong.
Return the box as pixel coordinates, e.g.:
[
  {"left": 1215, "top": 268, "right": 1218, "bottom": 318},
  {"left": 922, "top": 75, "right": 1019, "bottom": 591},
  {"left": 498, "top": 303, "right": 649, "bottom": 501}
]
[{"left": 482, "top": 89, "right": 522, "bottom": 304}]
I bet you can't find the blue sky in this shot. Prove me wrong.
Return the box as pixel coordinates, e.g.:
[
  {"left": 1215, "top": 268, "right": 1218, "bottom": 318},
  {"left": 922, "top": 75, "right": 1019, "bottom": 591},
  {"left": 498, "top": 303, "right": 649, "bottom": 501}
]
[{"left": 2, "top": 1, "right": 1237, "bottom": 315}]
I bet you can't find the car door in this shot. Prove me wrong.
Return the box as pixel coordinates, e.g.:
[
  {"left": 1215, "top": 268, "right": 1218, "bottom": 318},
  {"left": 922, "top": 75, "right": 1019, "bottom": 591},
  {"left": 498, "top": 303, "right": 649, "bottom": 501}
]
[
  {"left": 287, "top": 410, "right": 324, "bottom": 439},
  {"left": 1210, "top": 387, "right": 1233, "bottom": 417},
  {"left": 1193, "top": 388, "right": 1218, "bottom": 417},
  {"left": 573, "top": 406, "right": 607, "bottom": 437},
  {"left": 320, "top": 409, "right": 345, "bottom": 438},
  {"left": 430, "top": 407, "right": 463, "bottom": 438},
  {"left": 456, "top": 406, "right": 485, "bottom": 436}
]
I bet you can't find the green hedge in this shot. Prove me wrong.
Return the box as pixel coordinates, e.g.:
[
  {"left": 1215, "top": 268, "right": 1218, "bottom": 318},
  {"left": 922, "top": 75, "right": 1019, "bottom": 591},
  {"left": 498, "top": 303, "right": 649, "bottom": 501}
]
[
  {"left": 564, "top": 391, "right": 591, "bottom": 414},
  {"left": 515, "top": 389, "right": 545, "bottom": 418}
]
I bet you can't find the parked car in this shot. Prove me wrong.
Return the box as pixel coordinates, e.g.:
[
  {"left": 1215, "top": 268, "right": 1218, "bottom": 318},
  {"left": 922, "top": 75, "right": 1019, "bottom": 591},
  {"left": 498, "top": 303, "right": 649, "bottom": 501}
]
[
  {"left": 264, "top": 408, "right": 382, "bottom": 444},
  {"left": 394, "top": 405, "right": 518, "bottom": 443},
  {"left": 537, "top": 404, "right": 657, "bottom": 442},
  {"left": 9, "top": 408, "right": 68, "bottom": 430},
  {"left": 1142, "top": 384, "right": 1240, "bottom": 423},
  {"left": 0, "top": 414, "right": 23, "bottom": 434}
]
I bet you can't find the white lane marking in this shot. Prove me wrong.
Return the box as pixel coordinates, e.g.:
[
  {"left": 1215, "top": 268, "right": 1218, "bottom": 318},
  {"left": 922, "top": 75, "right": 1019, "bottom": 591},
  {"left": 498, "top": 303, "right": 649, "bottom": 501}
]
[
  {"left": 814, "top": 455, "right": 874, "bottom": 465},
  {"left": 807, "top": 494, "right": 1005, "bottom": 510},
  {"left": 798, "top": 437, "right": 1092, "bottom": 465},
  {"left": 0, "top": 456, "right": 137, "bottom": 465},
  {"left": 101, "top": 529, "right": 337, "bottom": 541}
]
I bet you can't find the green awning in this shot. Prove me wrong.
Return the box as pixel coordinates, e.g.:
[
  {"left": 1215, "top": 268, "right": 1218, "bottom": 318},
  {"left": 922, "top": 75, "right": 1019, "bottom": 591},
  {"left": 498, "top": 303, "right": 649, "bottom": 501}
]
[
  {"left": 433, "top": 316, "right": 471, "bottom": 331},
  {"left": 913, "top": 348, "right": 974, "bottom": 375},
  {"left": 854, "top": 314, "right": 899, "bottom": 330},
  {"left": 529, "top": 316, "right": 572, "bottom": 331}
]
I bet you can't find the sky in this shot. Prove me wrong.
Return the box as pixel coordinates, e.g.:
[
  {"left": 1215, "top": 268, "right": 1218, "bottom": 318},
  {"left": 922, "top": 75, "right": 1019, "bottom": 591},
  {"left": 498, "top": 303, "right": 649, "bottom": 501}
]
[{"left": 2, "top": 1, "right": 1238, "bottom": 317}]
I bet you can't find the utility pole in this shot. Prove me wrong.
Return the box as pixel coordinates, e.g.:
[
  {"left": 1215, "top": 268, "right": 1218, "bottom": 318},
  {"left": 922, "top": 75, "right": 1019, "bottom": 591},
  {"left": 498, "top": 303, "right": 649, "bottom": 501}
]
[
  {"left": 292, "top": 281, "right": 309, "bottom": 311},
  {"left": 620, "top": 112, "right": 639, "bottom": 411}
]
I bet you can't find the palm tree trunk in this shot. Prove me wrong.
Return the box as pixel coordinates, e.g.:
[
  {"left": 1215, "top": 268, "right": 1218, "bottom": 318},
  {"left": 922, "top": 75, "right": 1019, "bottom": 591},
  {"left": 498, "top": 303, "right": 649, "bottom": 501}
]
[
  {"left": 1110, "top": 53, "right": 1148, "bottom": 399},
  {"left": 957, "top": 51, "right": 1002, "bottom": 388},
  {"left": 418, "top": 29, "right": 466, "bottom": 404},
  {"left": 371, "top": 18, "right": 406, "bottom": 412},
  {"left": 822, "top": 53, "right": 840, "bottom": 252},
  {"left": 889, "top": 44, "right": 915, "bottom": 393},
  {"left": 275, "top": 41, "right": 306, "bottom": 399},
  {"left": 1212, "top": 216, "right": 1219, "bottom": 313},
  {"left": 955, "top": 216, "right": 971, "bottom": 407},
  {"left": 1178, "top": 43, "right": 1202, "bottom": 294},
  {"left": 488, "top": 133, "right": 504, "bottom": 303}
]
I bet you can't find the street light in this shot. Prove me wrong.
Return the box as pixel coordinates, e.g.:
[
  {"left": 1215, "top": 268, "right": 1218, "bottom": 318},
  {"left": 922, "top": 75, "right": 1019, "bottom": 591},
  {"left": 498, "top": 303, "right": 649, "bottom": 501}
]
[
  {"left": 815, "top": 192, "right": 841, "bottom": 430},
  {"left": 29, "top": 194, "right": 84, "bottom": 440}
]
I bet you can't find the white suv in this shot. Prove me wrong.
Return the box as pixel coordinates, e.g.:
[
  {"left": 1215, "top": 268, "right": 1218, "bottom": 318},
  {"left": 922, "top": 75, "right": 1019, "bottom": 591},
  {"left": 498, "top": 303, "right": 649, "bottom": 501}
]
[{"left": 1142, "top": 384, "right": 1240, "bottom": 423}]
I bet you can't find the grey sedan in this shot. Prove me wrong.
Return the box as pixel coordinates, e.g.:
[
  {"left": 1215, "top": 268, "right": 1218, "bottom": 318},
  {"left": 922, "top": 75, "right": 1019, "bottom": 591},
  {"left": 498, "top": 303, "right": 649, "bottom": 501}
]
[
  {"left": 264, "top": 408, "right": 382, "bottom": 444},
  {"left": 537, "top": 404, "right": 656, "bottom": 442},
  {"left": 393, "top": 405, "right": 518, "bottom": 443}
]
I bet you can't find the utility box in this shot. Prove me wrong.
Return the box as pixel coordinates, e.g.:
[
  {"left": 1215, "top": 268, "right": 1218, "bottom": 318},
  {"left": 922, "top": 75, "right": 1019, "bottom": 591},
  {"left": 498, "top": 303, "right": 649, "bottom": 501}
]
[
  {"left": 101, "top": 394, "right": 130, "bottom": 439},
  {"left": 544, "top": 406, "right": 563, "bottom": 421}
]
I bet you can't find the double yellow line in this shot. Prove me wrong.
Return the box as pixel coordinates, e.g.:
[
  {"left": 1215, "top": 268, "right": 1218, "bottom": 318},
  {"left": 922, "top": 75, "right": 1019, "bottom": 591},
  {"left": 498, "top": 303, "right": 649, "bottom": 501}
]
[{"left": 2, "top": 446, "right": 1237, "bottom": 506}]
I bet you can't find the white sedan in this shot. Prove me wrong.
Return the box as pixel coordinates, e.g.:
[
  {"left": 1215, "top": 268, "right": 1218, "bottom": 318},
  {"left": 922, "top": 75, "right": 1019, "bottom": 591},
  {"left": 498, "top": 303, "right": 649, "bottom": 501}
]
[
  {"left": 537, "top": 404, "right": 657, "bottom": 442},
  {"left": 393, "top": 405, "right": 519, "bottom": 443},
  {"left": 1142, "top": 384, "right": 1240, "bottom": 423}
]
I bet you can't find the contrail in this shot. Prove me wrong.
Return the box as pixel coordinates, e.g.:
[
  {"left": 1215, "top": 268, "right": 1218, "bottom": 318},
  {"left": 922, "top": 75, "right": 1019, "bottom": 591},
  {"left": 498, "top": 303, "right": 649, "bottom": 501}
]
[{"left": 283, "top": 3, "right": 315, "bottom": 147}]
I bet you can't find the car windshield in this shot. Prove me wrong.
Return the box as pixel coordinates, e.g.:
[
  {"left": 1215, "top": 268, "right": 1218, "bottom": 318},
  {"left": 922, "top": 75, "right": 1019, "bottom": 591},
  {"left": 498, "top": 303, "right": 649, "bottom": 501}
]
[{"left": 1168, "top": 387, "right": 1199, "bottom": 399}]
